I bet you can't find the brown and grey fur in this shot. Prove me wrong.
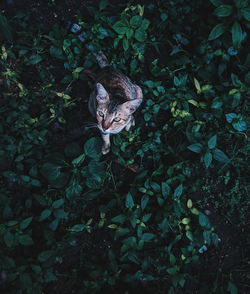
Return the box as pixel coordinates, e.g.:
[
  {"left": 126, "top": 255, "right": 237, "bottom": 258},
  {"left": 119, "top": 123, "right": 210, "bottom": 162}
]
[{"left": 88, "top": 52, "right": 143, "bottom": 154}]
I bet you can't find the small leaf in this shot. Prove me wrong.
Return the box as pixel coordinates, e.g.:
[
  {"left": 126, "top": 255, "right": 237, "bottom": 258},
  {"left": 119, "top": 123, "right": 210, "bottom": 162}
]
[
  {"left": 232, "top": 22, "right": 242, "bottom": 48},
  {"left": 18, "top": 234, "right": 34, "bottom": 246},
  {"left": 141, "top": 233, "right": 155, "bottom": 241},
  {"left": 181, "top": 218, "right": 190, "bottom": 224},
  {"left": 122, "top": 38, "right": 129, "bottom": 51},
  {"left": 226, "top": 113, "right": 237, "bottom": 123},
  {"left": 125, "top": 192, "right": 134, "bottom": 209},
  {"left": 113, "top": 21, "right": 127, "bottom": 34},
  {"left": 208, "top": 23, "right": 224, "bottom": 40},
  {"left": 130, "top": 15, "right": 142, "bottom": 27},
  {"left": 174, "top": 76, "right": 181, "bottom": 87},
  {"left": 38, "top": 251, "right": 53, "bottom": 262},
  {"left": 38, "top": 209, "right": 52, "bottom": 222},
  {"left": 52, "top": 199, "right": 64, "bottom": 209},
  {"left": 213, "top": 148, "right": 230, "bottom": 163},
  {"left": 232, "top": 120, "right": 247, "bottom": 131},
  {"left": 187, "top": 199, "right": 193, "bottom": 208},
  {"left": 210, "top": 0, "right": 223, "bottom": 7},
  {"left": 28, "top": 54, "right": 42, "bottom": 65},
  {"left": 20, "top": 217, "right": 33, "bottom": 230},
  {"left": 141, "top": 195, "right": 149, "bottom": 210},
  {"left": 241, "top": 7, "right": 250, "bottom": 21},
  {"left": 194, "top": 78, "right": 201, "bottom": 93},
  {"left": 227, "top": 281, "right": 238, "bottom": 294},
  {"left": 214, "top": 5, "right": 233, "bottom": 17},
  {"left": 208, "top": 135, "right": 217, "bottom": 149},
  {"left": 204, "top": 152, "right": 213, "bottom": 168},
  {"left": 84, "top": 137, "right": 102, "bottom": 158},
  {"left": 174, "top": 184, "right": 183, "bottom": 198},
  {"left": 162, "top": 182, "right": 170, "bottom": 198},
  {"left": 111, "top": 214, "right": 126, "bottom": 224},
  {"left": 4, "top": 231, "right": 14, "bottom": 247},
  {"left": 199, "top": 213, "right": 211, "bottom": 228},
  {"left": 187, "top": 143, "right": 203, "bottom": 153},
  {"left": 134, "top": 29, "right": 147, "bottom": 42}
]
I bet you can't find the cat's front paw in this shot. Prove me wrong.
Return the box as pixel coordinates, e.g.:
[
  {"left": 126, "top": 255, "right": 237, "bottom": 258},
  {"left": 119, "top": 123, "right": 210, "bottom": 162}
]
[{"left": 102, "top": 144, "right": 110, "bottom": 155}]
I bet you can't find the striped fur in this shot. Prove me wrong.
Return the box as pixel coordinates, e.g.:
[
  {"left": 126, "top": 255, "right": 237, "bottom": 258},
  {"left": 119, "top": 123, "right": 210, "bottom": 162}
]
[{"left": 88, "top": 52, "right": 143, "bottom": 154}]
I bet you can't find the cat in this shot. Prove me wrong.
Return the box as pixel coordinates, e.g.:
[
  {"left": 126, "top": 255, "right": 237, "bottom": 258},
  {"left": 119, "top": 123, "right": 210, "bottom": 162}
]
[{"left": 87, "top": 52, "right": 143, "bottom": 155}]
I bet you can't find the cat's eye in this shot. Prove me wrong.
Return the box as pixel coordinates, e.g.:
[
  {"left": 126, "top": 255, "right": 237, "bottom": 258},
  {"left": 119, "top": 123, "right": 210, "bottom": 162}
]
[
  {"left": 98, "top": 111, "right": 104, "bottom": 117},
  {"left": 113, "top": 117, "right": 121, "bottom": 122}
]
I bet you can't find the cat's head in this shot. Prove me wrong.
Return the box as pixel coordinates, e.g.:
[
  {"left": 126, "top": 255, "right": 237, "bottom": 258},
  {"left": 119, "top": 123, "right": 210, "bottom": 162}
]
[{"left": 95, "top": 83, "right": 142, "bottom": 134}]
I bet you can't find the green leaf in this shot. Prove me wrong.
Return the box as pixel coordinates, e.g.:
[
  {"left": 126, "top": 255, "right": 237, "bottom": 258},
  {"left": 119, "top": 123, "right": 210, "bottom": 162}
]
[
  {"left": 199, "top": 213, "right": 211, "bottom": 228},
  {"left": 140, "top": 19, "right": 150, "bottom": 30},
  {"left": 66, "top": 183, "right": 82, "bottom": 199},
  {"left": 208, "top": 23, "right": 224, "bottom": 40},
  {"left": 232, "top": 120, "right": 247, "bottom": 131},
  {"left": 235, "top": 0, "right": 248, "bottom": 8},
  {"left": 28, "top": 54, "right": 42, "bottom": 65},
  {"left": 125, "top": 192, "right": 134, "bottom": 208},
  {"left": 241, "top": 7, "right": 250, "bottom": 21},
  {"left": 18, "top": 234, "right": 34, "bottom": 246},
  {"left": 187, "top": 143, "right": 203, "bottom": 153},
  {"left": 174, "top": 76, "right": 181, "bottom": 87},
  {"left": 232, "top": 22, "right": 242, "bottom": 48},
  {"left": 111, "top": 214, "right": 126, "bottom": 224},
  {"left": 187, "top": 199, "right": 193, "bottom": 208},
  {"left": 20, "top": 217, "right": 33, "bottom": 230},
  {"left": 204, "top": 152, "right": 213, "bottom": 168},
  {"left": 227, "top": 281, "right": 238, "bottom": 294},
  {"left": 113, "top": 21, "right": 127, "bottom": 34},
  {"left": 213, "top": 148, "right": 230, "bottom": 163},
  {"left": 208, "top": 135, "right": 217, "bottom": 149},
  {"left": 84, "top": 137, "right": 102, "bottom": 158},
  {"left": 134, "top": 29, "right": 147, "bottom": 42},
  {"left": 181, "top": 218, "right": 190, "bottom": 224},
  {"left": 174, "top": 184, "right": 183, "bottom": 198},
  {"left": 141, "top": 233, "right": 155, "bottom": 241},
  {"left": 194, "top": 77, "right": 201, "bottom": 93},
  {"left": 70, "top": 224, "right": 85, "bottom": 232},
  {"left": 141, "top": 195, "right": 149, "bottom": 210},
  {"left": 50, "top": 46, "right": 63, "bottom": 59},
  {"left": 209, "top": 0, "right": 223, "bottom": 7},
  {"left": 72, "top": 153, "right": 85, "bottom": 166},
  {"left": 48, "top": 219, "right": 59, "bottom": 231},
  {"left": 52, "top": 199, "right": 64, "bottom": 209},
  {"left": 162, "top": 182, "right": 171, "bottom": 198},
  {"left": 226, "top": 113, "right": 237, "bottom": 123},
  {"left": 37, "top": 251, "right": 53, "bottom": 262},
  {"left": 130, "top": 15, "right": 142, "bottom": 27},
  {"left": 41, "top": 162, "right": 61, "bottom": 181},
  {"left": 38, "top": 209, "right": 52, "bottom": 221},
  {"left": 4, "top": 231, "right": 14, "bottom": 247},
  {"left": 214, "top": 5, "right": 233, "bottom": 17},
  {"left": 122, "top": 38, "right": 129, "bottom": 51}
]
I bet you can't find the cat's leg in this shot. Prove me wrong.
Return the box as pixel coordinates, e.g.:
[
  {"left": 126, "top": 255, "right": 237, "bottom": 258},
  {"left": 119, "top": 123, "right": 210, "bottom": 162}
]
[
  {"left": 101, "top": 133, "right": 111, "bottom": 155},
  {"left": 125, "top": 115, "right": 135, "bottom": 132}
]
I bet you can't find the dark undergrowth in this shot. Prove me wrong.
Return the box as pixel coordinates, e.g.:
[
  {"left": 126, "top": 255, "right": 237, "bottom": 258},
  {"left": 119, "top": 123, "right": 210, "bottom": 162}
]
[{"left": 0, "top": 0, "right": 250, "bottom": 293}]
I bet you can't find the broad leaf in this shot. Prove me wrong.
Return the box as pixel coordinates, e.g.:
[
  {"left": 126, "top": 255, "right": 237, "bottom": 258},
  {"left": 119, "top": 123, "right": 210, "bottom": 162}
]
[
  {"left": 214, "top": 5, "right": 233, "bottom": 17},
  {"left": 232, "top": 22, "right": 242, "bottom": 48},
  {"left": 208, "top": 23, "right": 224, "bottom": 40}
]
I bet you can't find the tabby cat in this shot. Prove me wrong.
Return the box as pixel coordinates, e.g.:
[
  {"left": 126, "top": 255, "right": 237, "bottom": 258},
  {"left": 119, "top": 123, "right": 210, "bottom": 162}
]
[{"left": 88, "top": 52, "right": 143, "bottom": 154}]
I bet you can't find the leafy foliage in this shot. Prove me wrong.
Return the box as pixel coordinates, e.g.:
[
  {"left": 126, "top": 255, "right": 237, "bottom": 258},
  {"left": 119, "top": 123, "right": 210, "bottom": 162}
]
[{"left": 0, "top": 0, "right": 249, "bottom": 293}]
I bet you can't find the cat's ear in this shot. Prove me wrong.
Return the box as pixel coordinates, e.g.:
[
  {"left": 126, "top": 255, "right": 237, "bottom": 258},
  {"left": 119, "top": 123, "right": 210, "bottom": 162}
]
[
  {"left": 120, "top": 99, "right": 143, "bottom": 115},
  {"left": 96, "top": 83, "right": 109, "bottom": 104}
]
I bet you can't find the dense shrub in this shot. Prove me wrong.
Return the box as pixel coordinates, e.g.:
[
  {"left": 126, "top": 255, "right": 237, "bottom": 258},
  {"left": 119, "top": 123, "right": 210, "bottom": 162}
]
[{"left": 0, "top": 0, "right": 249, "bottom": 293}]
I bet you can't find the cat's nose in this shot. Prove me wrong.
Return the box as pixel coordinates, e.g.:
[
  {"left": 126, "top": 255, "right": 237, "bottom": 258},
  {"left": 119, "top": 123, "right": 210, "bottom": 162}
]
[{"left": 102, "top": 127, "right": 108, "bottom": 131}]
